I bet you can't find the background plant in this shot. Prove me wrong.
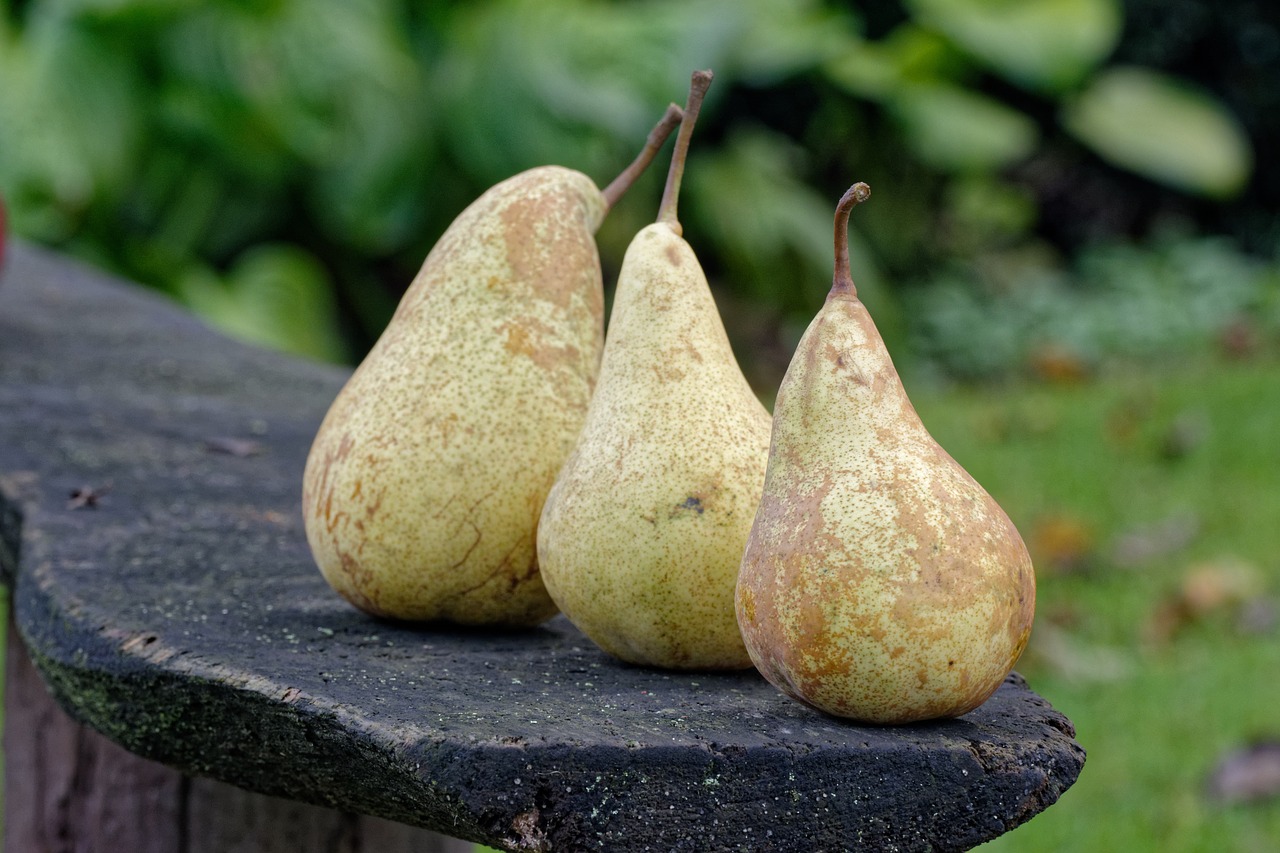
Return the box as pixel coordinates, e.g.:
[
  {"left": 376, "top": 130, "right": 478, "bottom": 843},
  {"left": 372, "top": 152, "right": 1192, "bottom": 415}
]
[{"left": 1, "top": 0, "right": 1273, "bottom": 381}]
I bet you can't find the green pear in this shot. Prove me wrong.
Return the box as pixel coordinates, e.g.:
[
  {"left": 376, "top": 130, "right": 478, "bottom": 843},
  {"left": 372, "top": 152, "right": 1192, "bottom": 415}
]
[
  {"left": 537, "top": 71, "right": 772, "bottom": 669},
  {"left": 302, "top": 105, "right": 683, "bottom": 626},
  {"left": 736, "top": 183, "right": 1036, "bottom": 723}
]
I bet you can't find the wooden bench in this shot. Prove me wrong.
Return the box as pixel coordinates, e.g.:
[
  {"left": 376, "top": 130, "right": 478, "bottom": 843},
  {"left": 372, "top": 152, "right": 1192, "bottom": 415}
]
[{"left": 0, "top": 242, "right": 1085, "bottom": 852}]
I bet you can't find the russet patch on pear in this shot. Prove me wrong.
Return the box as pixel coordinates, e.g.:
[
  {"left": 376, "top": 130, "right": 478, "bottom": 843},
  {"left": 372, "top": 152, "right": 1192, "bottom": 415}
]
[
  {"left": 736, "top": 183, "right": 1035, "bottom": 723},
  {"left": 302, "top": 105, "right": 683, "bottom": 627}
]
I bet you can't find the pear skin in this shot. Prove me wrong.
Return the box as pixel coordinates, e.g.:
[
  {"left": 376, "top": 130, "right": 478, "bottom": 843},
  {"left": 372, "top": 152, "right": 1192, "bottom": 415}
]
[
  {"left": 537, "top": 220, "right": 772, "bottom": 668},
  {"left": 302, "top": 101, "right": 682, "bottom": 626},
  {"left": 537, "top": 71, "right": 772, "bottom": 669},
  {"left": 736, "top": 183, "right": 1035, "bottom": 722},
  {"left": 303, "top": 167, "right": 606, "bottom": 625}
]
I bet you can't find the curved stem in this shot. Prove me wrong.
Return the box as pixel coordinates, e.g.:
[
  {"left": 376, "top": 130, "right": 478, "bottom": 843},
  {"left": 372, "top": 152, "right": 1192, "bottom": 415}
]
[
  {"left": 601, "top": 103, "right": 685, "bottom": 211},
  {"left": 657, "top": 69, "right": 714, "bottom": 229},
  {"left": 832, "top": 182, "right": 871, "bottom": 297}
]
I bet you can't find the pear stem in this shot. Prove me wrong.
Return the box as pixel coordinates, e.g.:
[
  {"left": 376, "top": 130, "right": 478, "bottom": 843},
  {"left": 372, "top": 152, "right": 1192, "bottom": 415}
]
[
  {"left": 601, "top": 103, "right": 685, "bottom": 211},
  {"left": 832, "top": 182, "right": 871, "bottom": 297},
  {"left": 657, "top": 69, "right": 714, "bottom": 230}
]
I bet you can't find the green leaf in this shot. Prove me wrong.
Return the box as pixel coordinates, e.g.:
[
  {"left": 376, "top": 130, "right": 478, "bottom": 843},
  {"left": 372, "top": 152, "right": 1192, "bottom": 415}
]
[
  {"left": 0, "top": 14, "right": 143, "bottom": 240},
  {"left": 1062, "top": 67, "right": 1254, "bottom": 198},
  {"left": 435, "top": 0, "right": 711, "bottom": 187},
  {"left": 726, "top": 0, "right": 861, "bottom": 83},
  {"left": 434, "top": 0, "right": 857, "bottom": 189},
  {"left": 157, "top": 0, "right": 419, "bottom": 165},
  {"left": 684, "top": 129, "right": 894, "bottom": 326},
  {"left": 34, "top": 0, "right": 197, "bottom": 19},
  {"left": 889, "top": 83, "right": 1039, "bottom": 173},
  {"left": 824, "top": 40, "right": 902, "bottom": 100},
  {"left": 140, "top": 0, "right": 433, "bottom": 254},
  {"left": 942, "top": 175, "right": 1038, "bottom": 252},
  {"left": 906, "top": 0, "right": 1122, "bottom": 93},
  {"left": 177, "top": 244, "right": 347, "bottom": 363},
  {"left": 824, "top": 24, "right": 962, "bottom": 100}
]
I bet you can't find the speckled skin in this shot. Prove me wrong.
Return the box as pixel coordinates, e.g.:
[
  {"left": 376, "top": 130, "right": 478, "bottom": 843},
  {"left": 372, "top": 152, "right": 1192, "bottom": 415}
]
[
  {"left": 302, "top": 167, "right": 605, "bottom": 625},
  {"left": 736, "top": 288, "right": 1036, "bottom": 723},
  {"left": 537, "top": 223, "right": 772, "bottom": 669}
]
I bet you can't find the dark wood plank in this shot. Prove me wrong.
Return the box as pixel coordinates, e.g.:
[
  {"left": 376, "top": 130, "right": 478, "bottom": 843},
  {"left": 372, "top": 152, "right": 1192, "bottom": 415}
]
[{"left": 0, "top": 241, "right": 1084, "bottom": 852}]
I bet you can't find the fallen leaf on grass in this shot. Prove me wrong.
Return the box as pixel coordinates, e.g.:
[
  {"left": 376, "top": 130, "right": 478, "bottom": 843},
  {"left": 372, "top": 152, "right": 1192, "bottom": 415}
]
[
  {"left": 1031, "top": 513, "right": 1097, "bottom": 575},
  {"left": 1041, "top": 602, "right": 1082, "bottom": 630},
  {"left": 1105, "top": 403, "right": 1143, "bottom": 446},
  {"left": 1109, "top": 512, "right": 1200, "bottom": 568},
  {"left": 1236, "top": 596, "right": 1278, "bottom": 636},
  {"left": 1218, "top": 316, "right": 1261, "bottom": 361},
  {"left": 1028, "top": 343, "right": 1092, "bottom": 385},
  {"left": 1159, "top": 410, "right": 1210, "bottom": 460},
  {"left": 1181, "top": 558, "right": 1264, "bottom": 615},
  {"left": 1207, "top": 741, "right": 1280, "bottom": 804},
  {"left": 1022, "top": 622, "right": 1133, "bottom": 683},
  {"left": 1144, "top": 557, "right": 1266, "bottom": 647}
]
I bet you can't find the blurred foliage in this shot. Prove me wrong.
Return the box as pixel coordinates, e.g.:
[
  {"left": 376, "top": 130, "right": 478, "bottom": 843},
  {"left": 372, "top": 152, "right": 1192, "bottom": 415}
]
[
  {"left": 1062, "top": 66, "right": 1253, "bottom": 198},
  {"left": 0, "top": 0, "right": 1272, "bottom": 381},
  {"left": 912, "top": 233, "right": 1280, "bottom": 381}
]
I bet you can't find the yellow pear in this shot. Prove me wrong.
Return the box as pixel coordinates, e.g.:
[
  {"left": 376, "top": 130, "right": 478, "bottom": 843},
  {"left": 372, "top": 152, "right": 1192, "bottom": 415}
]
[
  {"left": 736, "top": 183, "right": 1036, "bottom": 723},
  {"left": 302, "top": 105, "right": 683, "bottom": 626},
  {"left": 537, "top": 71, "right": 772, "bottom": 669}
]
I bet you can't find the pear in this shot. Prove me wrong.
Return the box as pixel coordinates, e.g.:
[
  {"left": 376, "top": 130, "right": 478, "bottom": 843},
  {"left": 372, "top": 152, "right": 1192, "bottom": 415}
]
[
  {"left": 302, "top": 104, "right": 683, "bottom": 626},
  {"left": 735, "top": 183, "right": 1036, "bottom": 723},
  {"left": 537, "top": 71, "right": 772, "bottom": 669}
]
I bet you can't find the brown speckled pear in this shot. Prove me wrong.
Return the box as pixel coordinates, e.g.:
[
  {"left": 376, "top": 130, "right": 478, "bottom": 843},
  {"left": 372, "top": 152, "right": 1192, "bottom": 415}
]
[
  {"left": 301, "top": 106, "right": 683, "bottom": 626},
  {"left": 537, "top": 71, "right": 771, "bottom": 669},
  {"left": 736, "top": 183, "right": 1036, "bottom": 723}
]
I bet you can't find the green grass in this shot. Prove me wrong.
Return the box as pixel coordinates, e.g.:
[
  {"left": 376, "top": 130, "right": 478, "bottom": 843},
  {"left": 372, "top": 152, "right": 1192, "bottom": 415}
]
[
  {"left": 5, "top": 358, "right": 1280, "bottom": 851},
  {"left": 910, "top": 356, "right": 1280, "bottom": 852}
]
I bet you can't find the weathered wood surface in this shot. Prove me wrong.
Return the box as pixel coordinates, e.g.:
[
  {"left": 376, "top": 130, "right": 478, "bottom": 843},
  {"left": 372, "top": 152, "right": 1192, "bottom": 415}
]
[
  {"left": 0, "top": 242, "right": 1085, "bottom": 852},
  {"left": 4, "top": 620, "right": 472, "bottom": 852}
]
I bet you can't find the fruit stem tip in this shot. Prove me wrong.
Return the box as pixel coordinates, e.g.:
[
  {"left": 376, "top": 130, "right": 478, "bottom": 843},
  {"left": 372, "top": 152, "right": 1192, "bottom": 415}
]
[
  {"left": 601, "top": 103, "right": 685, "bottom": 211},
  {"left": 833, "top": 181, "right": 871, "bottom": 296},
  {"left": 657, "top": 69, "right": 714, "bottom": 229}
]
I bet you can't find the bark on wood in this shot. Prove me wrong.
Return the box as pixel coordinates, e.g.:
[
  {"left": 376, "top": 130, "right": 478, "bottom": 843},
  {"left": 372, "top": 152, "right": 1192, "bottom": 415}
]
[{"left": 5, "top": 621, "right": 472, "bottom": 853}]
